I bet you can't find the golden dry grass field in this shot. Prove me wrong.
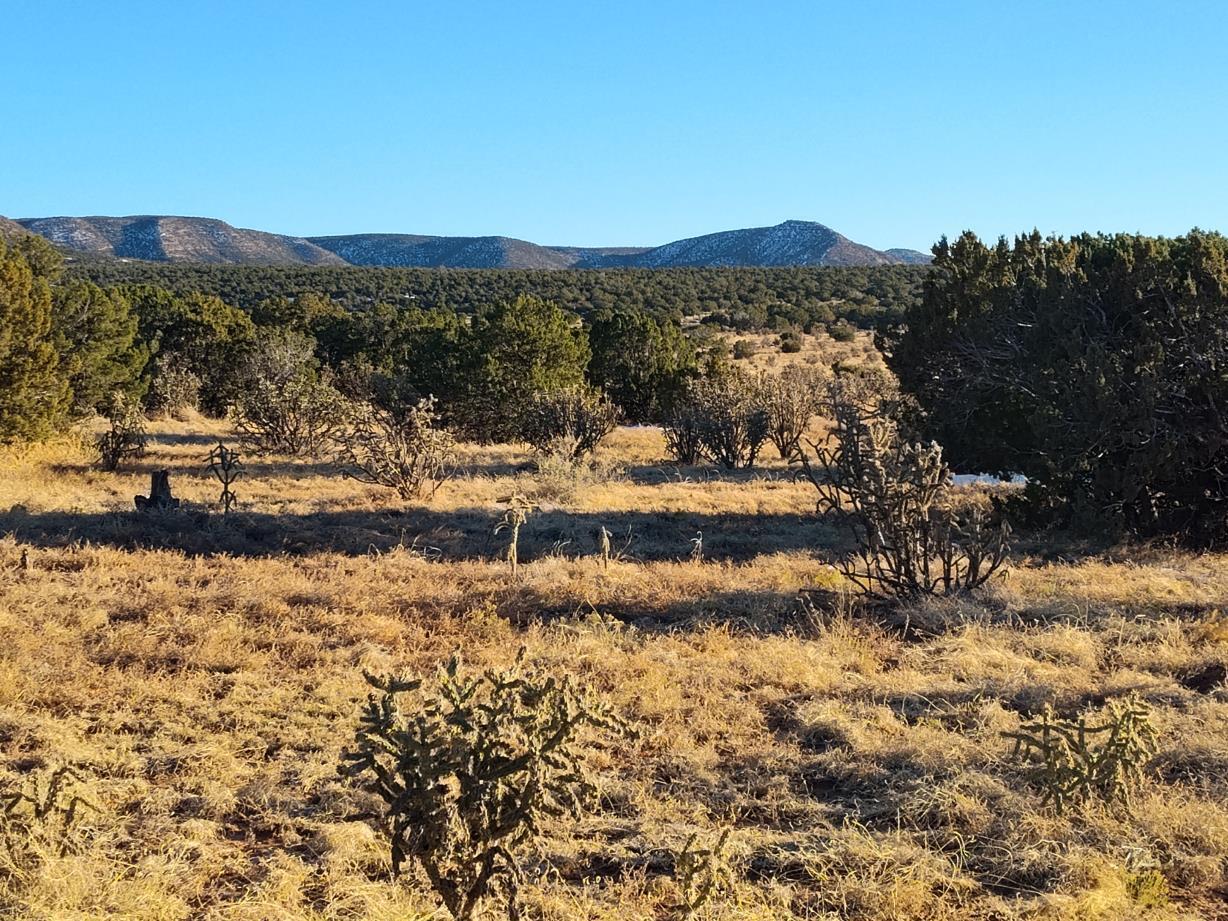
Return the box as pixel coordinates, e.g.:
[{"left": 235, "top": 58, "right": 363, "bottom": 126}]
[{"left": 2, "top": 395, "right": 1227, "bottom": 918}]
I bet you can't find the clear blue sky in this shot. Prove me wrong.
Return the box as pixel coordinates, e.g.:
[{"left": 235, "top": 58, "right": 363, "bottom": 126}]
[{"left": 4, "top": 1, "right": 1227, "bottom": 251}]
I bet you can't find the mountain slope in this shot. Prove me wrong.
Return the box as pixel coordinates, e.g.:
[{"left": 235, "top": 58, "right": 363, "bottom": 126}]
[
  {"left": 0, "top": 215, "right": 31, "bottom": 240},
  {"left": 884, "top": 247, "right": 933, "bottom": 264},
  {"left": 310, "top": 233, "right": 582, "bottom": 269},
  {"left": 17, "top": 216, "right": 345, "bottom": 266},
  {"left": 14, "top": 214, "right": 930, "bottom": 268},
  {"left": 604, "top": 220, "right": 896, "bottom": 268}
]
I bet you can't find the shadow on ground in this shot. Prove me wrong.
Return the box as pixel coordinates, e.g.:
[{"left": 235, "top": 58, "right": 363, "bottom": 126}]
[{"left": 0, "top": 504, "right": 838, "bottom": 562}]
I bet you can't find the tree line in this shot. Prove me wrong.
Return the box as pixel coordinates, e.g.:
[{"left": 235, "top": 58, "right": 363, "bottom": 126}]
[
  {"left": 65, "top": 258, "right": 926, "bottom": 332},
  {"left": 0, "top": 233, "right": 710, "bottom": 442},
  {"left": 13, "top": 224, "right": 1228, "bottom": 546}
]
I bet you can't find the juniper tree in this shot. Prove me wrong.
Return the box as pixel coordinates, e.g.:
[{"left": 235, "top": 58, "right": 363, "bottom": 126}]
[{"left": 0, "top": 236, "right": 69, "bottom": 441}]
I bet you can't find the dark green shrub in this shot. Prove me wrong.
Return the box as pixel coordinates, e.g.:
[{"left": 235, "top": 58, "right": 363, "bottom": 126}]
[
  {"left": 52, "top": 281, "right": 147, "bottom": 419},
  {"left": 454, "top": 295, "right": 590, "bottom": 443},
  {"left": 587, "top": 308, "right": 697, "bottom": 423},
  {"left": 0, "top": 236, "right": 69, "bottom": 441},
  {"left": 827, "top": 321, "right": 856, "bottom": 342},
  {"left": 123, "top": 285, "right": 256, "bottom": 415},
  {"left": 886, "top": 230, "right": 1228, "bottom": 542},
  {"left": 779, "top": 330, "right": 804, "bottom": 353}
]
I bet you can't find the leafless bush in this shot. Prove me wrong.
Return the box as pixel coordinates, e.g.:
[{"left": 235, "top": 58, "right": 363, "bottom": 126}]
[
  {"left": 760, "top": 365, "right": 829, "bottom": 459},
  {"left": 95, "top": 393, "right": 148, "bottom": 471},
  {"left": 334, "top": 397, "right": 456, "bottom": 501},
  {"left": 799, "top": 381, "right": 1009, "bottom": 597},
  {"left": 230, "top": 334, "right": 346, "bottom": 457},
  {"left": 522, "top": 387, "right": 620, "bottom": 459},
  {"left": 663, "top": 400, "right": 705, "bottom": 465}
]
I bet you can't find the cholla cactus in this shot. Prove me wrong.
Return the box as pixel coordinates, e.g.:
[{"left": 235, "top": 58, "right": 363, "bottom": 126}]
[
  {"left": 597, "top": 525, "right": 612, "bottom": 570},
  {"left": 230, "top": 333, "right": 346, "bottom": 457},
  {"left": 672, "top": 828, "right": 735, "bottom": 920},
  {"left": 663, "top": 401, "right": 705, "bottom": 465},
  {"left": 340, "top": 651, "right": 628, "bottom": 921},
  {"left": 205, "top": 441, "right": 243, "bottom": 514},
  {"left": 335, "top": 397, "right": 456, "bottom": 501},
  {"left": 522, "top": 387, "right": 620, "bottom": 459},
  {"left": 1, "top": 765, "right": 96, "bottom": 877},
  {"left": 759, "top": 366, "right": 829, "bottom": 460},
  {"left": 145, "top": 353, "right": 201, "bottom": 419},
  {"left": 495, "top": 493, "right": 536, "bottom": 578},
  {"left": 1003, "top": 694, "right": 1159, "bottom": 813},
  {"left": 798, "top": 380, "right": 1008, "bottom": 597},
  {"left": 665, "top": 370, "right": 769, "bottom": 469},
  {"left": 95, "top": 393, "right": 148, "bottom": 471}
]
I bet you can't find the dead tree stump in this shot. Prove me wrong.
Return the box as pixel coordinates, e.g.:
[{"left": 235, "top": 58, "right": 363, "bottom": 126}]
[{"left": 135, "top": 470, "right": 180, "bottom": 511}]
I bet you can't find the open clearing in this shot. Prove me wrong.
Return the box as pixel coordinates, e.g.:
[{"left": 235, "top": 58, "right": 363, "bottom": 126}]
[{"left": 2, "top": 419, "right": 1227, "bottom": 920}]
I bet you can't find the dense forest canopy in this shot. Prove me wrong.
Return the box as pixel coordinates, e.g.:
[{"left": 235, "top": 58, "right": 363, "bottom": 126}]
[
  {"left": 885, "top": 228, "right": 1228, "bottom": 542},
  {"left": 65, "top": 259, "right": 928, "bottom": 331}
]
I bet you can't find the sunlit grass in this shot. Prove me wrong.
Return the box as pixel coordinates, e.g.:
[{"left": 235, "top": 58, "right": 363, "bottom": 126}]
[{"left": 0, "top": 412, "right": 1225, "bottom": 919}]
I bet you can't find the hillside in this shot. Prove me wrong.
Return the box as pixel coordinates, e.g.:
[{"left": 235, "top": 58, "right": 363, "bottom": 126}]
[
  {"left": 16, "top": 216, "right": 346, "bottom": 266},
  {"left": 605, "top": 220, "right": 900, "bottom": 268},
  {"left": 884, "top": 247, "right": 933, "bottom": 264},
  {"left": 15, "top": 214, "right": 931, "bottom": 268},
  {"left": 310, "top": 233, "right": 582, "bottom": 270},
  {"left": 0, "top": 215, "right": 30, "bottom": 239}
]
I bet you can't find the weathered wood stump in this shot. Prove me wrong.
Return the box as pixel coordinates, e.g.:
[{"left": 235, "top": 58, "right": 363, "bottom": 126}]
[{"left": 135, "top": 470, "right": 180, "bottom": 511}]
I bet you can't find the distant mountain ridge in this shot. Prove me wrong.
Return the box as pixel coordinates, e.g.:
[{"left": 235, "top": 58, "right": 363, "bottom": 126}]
[
  {"left": 16, "top": 215, "right": 345, "bottom": 266},
  {"left": 8, "top": 214, "right": 932, "bottom": 268}
]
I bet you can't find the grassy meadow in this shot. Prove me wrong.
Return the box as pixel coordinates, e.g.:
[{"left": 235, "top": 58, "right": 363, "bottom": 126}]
[{"left": 1, "top": 334, "right": 1227, "bottom": 920}]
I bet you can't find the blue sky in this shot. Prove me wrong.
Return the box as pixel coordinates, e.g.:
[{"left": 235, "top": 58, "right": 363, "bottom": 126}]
[{"left": 4, "top": 1, "right": 1227, "bottom": 251}]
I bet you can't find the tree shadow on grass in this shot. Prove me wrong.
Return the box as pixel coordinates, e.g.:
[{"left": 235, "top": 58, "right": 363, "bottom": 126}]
[
  {"left": 0, "top": 503, "right": 839, "bottom": 563},
  {"left": 50, "top": 458, "right": 348, "bottom": 483},
  {"left": 501, "top": 584, "right": 809, "bottom": 629}
]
